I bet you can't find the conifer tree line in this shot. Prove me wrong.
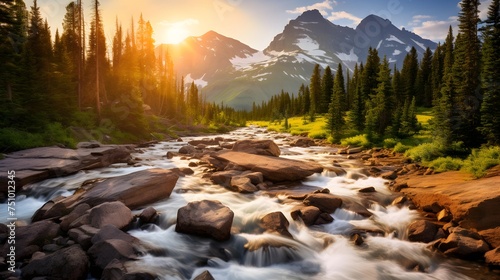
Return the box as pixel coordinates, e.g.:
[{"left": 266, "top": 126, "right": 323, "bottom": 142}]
[
  {"left": 250, "top": 0, "right": 500, "bottom": 147},
  {"left": 0, "top": 0, "right": 242, "bottom": 149}
]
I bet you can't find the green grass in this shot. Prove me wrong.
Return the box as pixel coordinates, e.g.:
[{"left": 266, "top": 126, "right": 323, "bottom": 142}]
[
  {"left": 341, "top": 134, "right": 372, "bottom": 148},
  {"left": 250, "top": 116, "right": 328, "bottom": 138}
]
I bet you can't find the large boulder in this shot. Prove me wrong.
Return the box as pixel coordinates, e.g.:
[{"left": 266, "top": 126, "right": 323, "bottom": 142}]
[
  {"left": 88, "top": 239, "right": 141, "bottom": 270},
  {"left": 175, "top": 200, "right": 234, "bottom": 241},
  {"left": 34, "top": 168, "right": 179, "bottom": 222},
  {"left": 303, "top": 193, "right": 343, "bottom": 213},
  {"left": 407, "top": 220, "right": 438, "bottom": 243},
  {"left": 485, "top": 247, "right": 500, "bottom": 268},
  {"left": 212, "top": 151, "right": 323, "bottom": 182},
  {"left": 400, "top": 172, "right": 500, "bottom": 232},
  {"left": 21, "top": 245, "right": 89, "bottom": 280},
  {"left": 0, "top": 145, "right": 133, "bottom": 193},
  {"left": 232, "top": 140, "right": 281, "bottom": 157},
  {"left": 260, "top": 212, "right": 292, "bottom": 238},
  {"left": 88, "top": 201, "right": 133, "bottom": 229},
  {"left": 230, "top": 176, "right": 258, "bottom": 193},
  {"left": 437, "top": 227, "right": 490, "bottom": 258},
  {"left": 290, "top": 137, "right": 315, "bottom": 147}
]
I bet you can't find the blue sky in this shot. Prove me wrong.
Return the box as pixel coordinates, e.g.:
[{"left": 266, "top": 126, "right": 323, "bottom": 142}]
[{"left": 34, "top": 0, "right": 492, "bottom": 50}]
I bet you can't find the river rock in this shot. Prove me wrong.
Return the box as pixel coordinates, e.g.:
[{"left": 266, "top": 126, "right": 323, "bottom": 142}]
[
  {"left": 194, "top": 270, "right": 216, "bottom": 280},
  {"left": 292, "top": 206, "right": 322, "bottom": 226},
  {"left": 88, "top": 238, "right": 141, "bottom": 270},
  {"left": 175, "top": 200, "right": 234, "bottom": 241},
  {"left": 303, "top": 193, "right": 342, "bottom": 213},
  {"left": 230, "top": 176, "right": 258, "bottom": 193},
  {"left": 479, "top": 227, "right": 500, "bottom": 248},
  {"left": 437, "top": 227, "right": 490, "bottom": 258},
  {"left": 49, "top": 169, "right": 178, "bottom": 216},
  {"left": 60, "top": 203, "right": 91, "bottom": 232},
  {"left": 212, "top": 151, "right": 323, "bottom": 182},
  {"left": 407, "top": 220, "right": 438, "bottom": 243},
  {"left": 189, "top": 139, "right": 220, "bottom": 146},
  {"left": 68, "top": 224, "right": 99, "bottom": 249},
  {"left": 138, "top": 206, "right": 158, "bottom": 224},
  {"left": 179, "top": 145, "right": 196, "bottom": 155},
  {"left": 485, "top": 247, "right": 500, "bottom": 268},
  {"left": 91, "top": 224, "right": 139, "bottom": 245},
  {"left": 290, "top": 137, "right": 315, "bottom": 147},
  {"left": 210, "top": 170, "right": 242, "bottom": 186},
  {"left": 260, "top": 212, "right": 292, "bottom": 238},
  {"left": 231, "top": 139, "right": 281, "bottom": 157},
  {"left": 6, "top": 220, "right": 61, "bottom": 260},
  {"left": 0, "top": 145, "right": 133, "bottom": 193},
  {"left": 88, "top": 201, "right": 133, "bottom": 229},
  {"left": 21, "top": 244, "right": 88, "bottom": 280}
]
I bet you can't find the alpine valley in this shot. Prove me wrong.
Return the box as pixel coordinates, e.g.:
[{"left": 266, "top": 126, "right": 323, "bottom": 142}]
[{"left": 158, "top": 9, "right": 437, "bottom": 110}]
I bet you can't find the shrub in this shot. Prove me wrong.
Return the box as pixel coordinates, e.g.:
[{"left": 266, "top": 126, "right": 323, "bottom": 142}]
[
  {"left": 428, "top": 157, "right": 463, "bottom": 172},
  {"left": 0, "top": 128, "right": 45, "bottom": 152},
  {"left": 308, "top": 131, "right": 328, "bottom": 139},
  {"left": 393, "top": 142, "right": 411, "bottom": 153},
  {"left": 461, "top": 146, "right": 500, "bottom": 178},
  {"left": 341, "top": 134, "right": 371, "bottom": 148},
  {"left": 383, "top": 138, "right": 399, "bottom": 148},
  {"left": 404, "top": 142, "right": 444, "bottom": 162}
]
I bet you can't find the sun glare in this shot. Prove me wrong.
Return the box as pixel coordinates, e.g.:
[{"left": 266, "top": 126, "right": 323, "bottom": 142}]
[{"left": 165, "top": 25, "right": 189, "bottom": 44}]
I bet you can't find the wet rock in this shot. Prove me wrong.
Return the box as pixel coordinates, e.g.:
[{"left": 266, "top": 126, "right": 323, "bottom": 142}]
[
  {"left": 290, "top": 137, "right": 315, "bottom": 147},
  {"left": 407, "top": 220, "right": 438, "bottom": 243},
  {"left": 210, "top": 170, "right": 242, "bottom": 186},
  {"left": 179, "top": 145, "right": 196, "bottom": 155},
  {"left": 315, "top": 212, "right": 334, "bottom": 225},
  {"left": 88, "top": 239, "right": 141, "bottom": 270},
  {"left": 165, "top": 151, "right": 174, "bottom": 159},
  {"left": 422, "top": 202, "right": 443, "bottom": 213},
  {"left": 437, "top": 209, "right": 452, "bottom": 222},
  {"left": 0, "top": 145, "right": 133, "bottom": 193},
  {"left": 391, "top": 182, "right": 408, "bottom": 192},
  {"left": 359, "top": 187, "right": 376, "bottom": 193},
  {"left": 326, "top": 166, "right": 347, "bottom": 176},
  {"left": 91, "top": 224, "right": 139, "bottom": 245},
  {"left": 243, "top": 171, "right": 264, "bottom": 185},
  {"left": 438, "top": 227, "right": 490, "bottom": 259},
  {"left": 60, "top": 203, "right": 91, "bottom": 232},
  {"left": 189, "top": 139, "right": 220, "bottom": 146},
  {"left": 212, "top": 151, "right": 323, "bottom": 182},
  {"left": 194, "top": 270, "right": 215, "bottom": 280},
  {"left": 381, "top": 170, "right": 397, "bottom": 180},
  {"left": 101, "top": 259, "right": 127, "bottom": 279},
  {"left": 7, "top": 220, "right": 61, "bottom": 260},
  {"left": 351, "top": 233, "right": 364, "bottom": 246},
  {"left": 138, "top": 207, "right": 158, "bottom": 224},
  {"left": 479, "top": 227, "right": 500, "bottom": 248},
  {"left": 175, "top": 200, "right": 234, "bottom": 241},
  {"left": 260, "top": 212, "right": 291, "bottom": 238},
  {"left": 230, "top": 176, "right": 258, "bottom": 193},
  {"left": 77, "top": 141, "right": 101, "bottom": 149},
  {"left": 303, "top": 193, "right": 342, "bottom": 213},
  {"left": 391, "top": 196, "right": 408, "bottom": 206},
  {"left": 220, "top": 142, "right": 234, "bottom": 150},
  {"left": 232, "top": 139, "right": 281, "bottom": 157},
  {"left": 21, "top": 245, "right": 88, "bottom": 280},
  {"left": 88, "top": 201, "right": 133, "bottom": 229},
  {"left": 291, "top": 206, "right": 321, "bottom": 226},
  {"left": 68, "top": 225, "right": 99, "bottom": 250},
  {"left": 485, "top": 247, "right": 500, "bottom": 268},
  {"left": 61, "top": 168, "right": 179, "bottom": 211}
]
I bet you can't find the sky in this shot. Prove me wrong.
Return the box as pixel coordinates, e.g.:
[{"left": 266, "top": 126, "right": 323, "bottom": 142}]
[{"left": 33, "top": 0, "right": 493, "bottom": 50}]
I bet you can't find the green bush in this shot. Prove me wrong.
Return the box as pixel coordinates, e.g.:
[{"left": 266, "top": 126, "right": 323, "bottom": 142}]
[
  {"left": 461, "top": 146, "right": 500, "bottom": 178},
  {"left": 43, "top": 123, "right": 76, "bottom": 148},
  {"left": 404, "top": 142, "right": 444, "bottom": 162},
  {"left": 383, "top": 138, "right": 399, "bottom": 148},
  {"left": 428, "top": 157, "right": 463, "bottom": 172},
  {"left": 341, "top": 134, "right": 372, "bottom": 148},
  {"left": 393, "top": 142, "right": 411, "bottom": 153},
  {"left": 309, "top": 131, "right": 328, "bottom": 139},
  {"left": 0, "top": 128, "right": 45, "bottom": 152}
]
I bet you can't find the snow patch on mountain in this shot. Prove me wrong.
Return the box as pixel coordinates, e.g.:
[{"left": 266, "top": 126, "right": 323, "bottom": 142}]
[
  {"left": 185, "top": 73, "right": 208, "bottom": 88},
  {"left": 336, "top": 48, "right": 358, "bottom": 62},
  {"left": 411, "top": 39, "right": 426, "bottom": 50},
  {"left": 230, "top": 51, "right": 271, "bottom": 71},
  {"left": 387, "top": 35, "right": 404, "bottom": 44}
]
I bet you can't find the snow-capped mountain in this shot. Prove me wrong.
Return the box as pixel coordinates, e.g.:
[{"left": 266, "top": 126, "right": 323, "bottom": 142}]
[{"left": 158, "top": 10, "right": 437, "bottom": 110}]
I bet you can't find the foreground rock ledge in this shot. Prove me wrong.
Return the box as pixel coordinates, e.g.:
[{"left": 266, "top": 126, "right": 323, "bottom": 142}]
[{"left": 211, "top": 151, "right": 323, "bottom": 182}]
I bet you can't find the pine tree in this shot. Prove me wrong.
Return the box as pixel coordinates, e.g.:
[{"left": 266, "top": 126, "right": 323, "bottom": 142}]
[
  {"left": 309, "top": 64, "right": 321, "bottom": 117},
  {"left": 416, "top": 47, "right": 433, "bottom": 107},
  {"left": 433, "top": 26, "right": 455, "bottom": 146},
  {"left": 368, "top": 56, "right": 393, "bottom": 137},
  {"left": 348, "top": 65, "right": 364, "bottom": 132},
  {"left": 479, "top": 0, "right": 500, "bottom": 144},
  {"left": 327, "top": 63, "right": 346, "bottom": 142},
  {"left": 453, "top": 0, "right": 482, "bottom": 146},
  {"left": 401, "top": 47, "right": 419, "bottom": 102},
  {"left": 320, "top": 65, "right": 333, "bottom": 114},
  {"left": 361, "top": 47, "right": 380, "bottom": 99}
]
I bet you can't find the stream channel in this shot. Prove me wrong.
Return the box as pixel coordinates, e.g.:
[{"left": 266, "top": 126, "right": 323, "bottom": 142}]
[{"left": 1, "top": 126, "right": 497, "bottom": 280}]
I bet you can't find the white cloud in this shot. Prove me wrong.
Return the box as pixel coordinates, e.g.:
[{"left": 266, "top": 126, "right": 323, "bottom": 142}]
[
  {"left": 408, "top": 15, "right": 432, "bottom": 26},
  {"left": 411, "top": 16, "right": 459, "bottom": 42},
  {"left": 479, "top": 0, "right": 493, "bottom": 20},
  {"left": 286, "top": 0, "right": 337, "bottom": 16},
  {"left": 327, "top": 11, "right": 362, "bottom": 26}
]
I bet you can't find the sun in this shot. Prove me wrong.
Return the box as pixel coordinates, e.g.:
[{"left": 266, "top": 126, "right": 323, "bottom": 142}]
[{"left": 165, "top": 25, "right": 189, "bottom": 44}]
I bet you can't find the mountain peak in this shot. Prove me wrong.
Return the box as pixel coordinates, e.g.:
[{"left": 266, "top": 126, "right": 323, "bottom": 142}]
[
  {"left": 296, "top": 9, "right": 325, "bottom": 22},
  {"left": 357, "top": 14, "right": 392, "bottom": 28}
]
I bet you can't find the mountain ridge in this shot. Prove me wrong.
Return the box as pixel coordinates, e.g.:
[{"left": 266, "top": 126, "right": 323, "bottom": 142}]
[{"left": 157, "top": 9, "right": 437, "bottom": 110}]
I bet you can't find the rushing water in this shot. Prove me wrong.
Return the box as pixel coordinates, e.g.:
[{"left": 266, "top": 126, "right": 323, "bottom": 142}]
[{"left": 2, "top": 126, "right": 496, "bottom": 280}]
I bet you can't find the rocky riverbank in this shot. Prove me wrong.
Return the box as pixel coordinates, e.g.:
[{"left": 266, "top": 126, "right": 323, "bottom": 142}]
[{"left": 1, "top": 129, "right": 499, "bottom": 279}]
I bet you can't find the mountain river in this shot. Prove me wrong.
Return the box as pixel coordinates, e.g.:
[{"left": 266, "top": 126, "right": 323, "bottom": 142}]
[{"left": 1, "top": 126, "right": 497, "bottom": 280}]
